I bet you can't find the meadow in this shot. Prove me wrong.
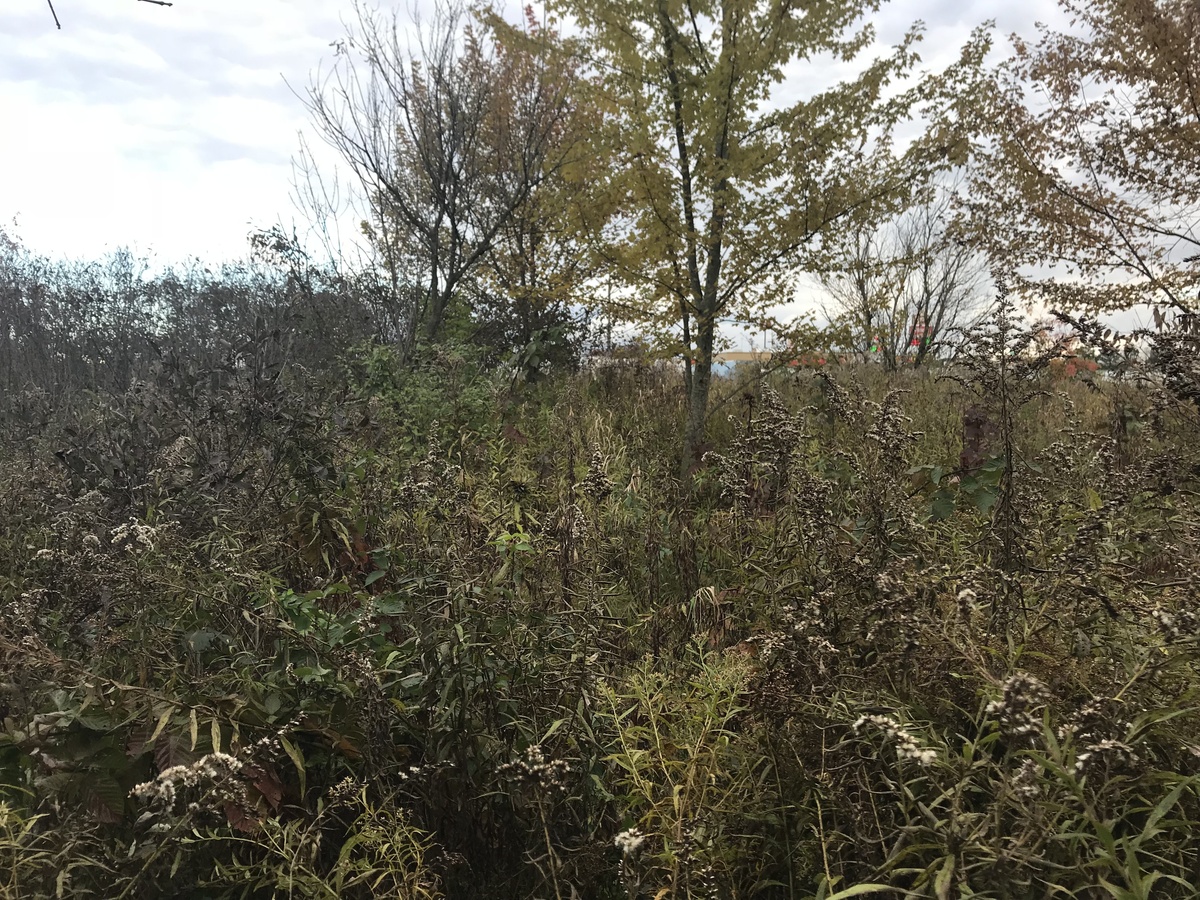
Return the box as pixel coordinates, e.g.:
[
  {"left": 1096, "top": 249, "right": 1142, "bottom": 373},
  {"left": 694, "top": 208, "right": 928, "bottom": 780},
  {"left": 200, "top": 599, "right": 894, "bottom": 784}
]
[{"left": 3, "top": 302, "right": 1199, "bottom": 898}]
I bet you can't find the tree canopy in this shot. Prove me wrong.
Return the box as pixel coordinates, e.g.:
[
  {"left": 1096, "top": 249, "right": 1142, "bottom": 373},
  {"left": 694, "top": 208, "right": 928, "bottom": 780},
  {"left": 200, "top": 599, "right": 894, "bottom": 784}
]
[
  {"left": 820, "top": 179, "right": 991, "bottom": 370},
  {"left": 304, "top": 2, "right": 594, "bottom": 359},
  {"left": 967, "top": 0, "right": 1200, "bottom": 314},
  {"left": 545, "top": 0, "right": 989, "bottom": 469}
]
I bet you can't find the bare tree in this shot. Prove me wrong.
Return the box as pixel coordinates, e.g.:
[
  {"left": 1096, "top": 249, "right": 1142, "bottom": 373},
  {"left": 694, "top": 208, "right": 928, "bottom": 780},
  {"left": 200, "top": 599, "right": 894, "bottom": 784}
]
[
  {"left": 821, "top": 182, "right": 991, "bottom": 370},
  {"left": 301, "top": 0, "right": 581, "bottom": 359}
]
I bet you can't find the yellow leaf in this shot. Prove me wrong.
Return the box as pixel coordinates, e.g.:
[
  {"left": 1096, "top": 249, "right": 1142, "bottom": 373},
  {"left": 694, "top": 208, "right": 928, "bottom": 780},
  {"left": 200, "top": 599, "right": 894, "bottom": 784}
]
[
  {"left": 189, "top": 709, "right": 198, "bottom": 752},
  {"left": 149, "top": 707, "right": 173, "bottom": 744}
]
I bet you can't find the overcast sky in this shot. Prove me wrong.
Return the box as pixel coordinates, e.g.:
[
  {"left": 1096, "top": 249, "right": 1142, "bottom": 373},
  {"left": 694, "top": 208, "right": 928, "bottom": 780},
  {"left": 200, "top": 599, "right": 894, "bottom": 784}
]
[{"left": 0, "top": 0, "right": 1062, "bottom": 268}]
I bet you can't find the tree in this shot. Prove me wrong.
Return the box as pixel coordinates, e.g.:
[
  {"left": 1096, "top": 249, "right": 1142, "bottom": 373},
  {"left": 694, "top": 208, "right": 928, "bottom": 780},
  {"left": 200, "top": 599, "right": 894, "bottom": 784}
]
[
  {"left": 468, "top": 8, "right": 608, "bottom": 364},
  {"left": 821, "top": 179, "right": 991, "bottom": 370},
  {"left": 967, "top": 0, "right": 1200, "bottom": 315},
  {"left": 468, "top": 163, "right": 600, "bottom": 368},
  {"left": 0, "top": 235, "right": 161, "bottom": 398},
  {"left": 548, "top": 0, "right": 988, "bottom": 473},
  {"left": 302, "top": 1, "right": 587, "bottom": 359}
]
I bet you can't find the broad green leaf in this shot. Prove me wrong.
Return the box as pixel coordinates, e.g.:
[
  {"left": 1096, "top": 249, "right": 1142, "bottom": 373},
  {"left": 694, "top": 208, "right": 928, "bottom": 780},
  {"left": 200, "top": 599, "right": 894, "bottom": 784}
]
[{"left": 822, "top": 884, "right": 899, "bottom": 900}]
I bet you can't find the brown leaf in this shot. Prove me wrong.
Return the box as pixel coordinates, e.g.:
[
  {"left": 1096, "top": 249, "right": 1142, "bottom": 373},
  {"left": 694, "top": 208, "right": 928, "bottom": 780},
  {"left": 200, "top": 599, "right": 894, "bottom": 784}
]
[
  {"left": 154, "top": 734, "right": 195, "bottom": 773},
  {"left": 245, "top": 763, "right": 284, "bottom": 811},
  {"left": 84, "top": 775, "right": 126, "bottom": 824},
  {"left": 502, "top": 423, "right": 529, "bottom": 445},
  {"left": 224, "top": 801, "right": 262, "bottom": 834}
]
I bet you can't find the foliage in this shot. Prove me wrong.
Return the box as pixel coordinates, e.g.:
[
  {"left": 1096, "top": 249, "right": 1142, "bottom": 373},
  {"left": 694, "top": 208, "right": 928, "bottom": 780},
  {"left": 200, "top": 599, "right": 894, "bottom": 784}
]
[
  {"left": 303, "top": 0, "right": 597, "bottom": 359},
  {"left": 544, "top": 0, "right": 990, "bottom": 470},
  {"left": 0, "top": 225, "right": 379, "bottom": 403},
  {"left": 819, "top": 177, "right": 993, "bottom": 370},
  {"left": 7, "top": 25, "right": 1200, "bottom": 882},
  {"left": 966, "top": 0, "right": 1200, "bottom": 313},
  {"left": 5, "top": 282, "right": 1200, "bottom": 897}
]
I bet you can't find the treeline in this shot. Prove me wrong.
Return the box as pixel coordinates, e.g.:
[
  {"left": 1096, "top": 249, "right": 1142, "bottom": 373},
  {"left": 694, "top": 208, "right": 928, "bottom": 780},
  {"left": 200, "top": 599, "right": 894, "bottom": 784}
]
[
  {"left": 0, "top": 232, "right": 346, "bottom": 399},
  {"left": 0, "top": 224, "right": 591, "bottom": 403}
]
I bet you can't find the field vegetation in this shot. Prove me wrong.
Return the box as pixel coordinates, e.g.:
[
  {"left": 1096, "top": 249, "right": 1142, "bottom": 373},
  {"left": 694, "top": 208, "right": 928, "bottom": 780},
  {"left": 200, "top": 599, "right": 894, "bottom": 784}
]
[
  {"left": 4, "top": 0, "right": 1200, "bottom": 895},
  {"left": 2, "top": 240, "right": 1199, "bottom": 896}
]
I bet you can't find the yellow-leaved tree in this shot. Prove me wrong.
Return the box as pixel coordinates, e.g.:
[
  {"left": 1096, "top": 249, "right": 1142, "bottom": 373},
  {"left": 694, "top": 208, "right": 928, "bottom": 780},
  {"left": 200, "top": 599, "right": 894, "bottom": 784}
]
[
  {"left": 547, "top": 0, "right": 989, "bottom": 473},
  {"left": 967, "top": 0, "right": 1200, "bottom": 315}
]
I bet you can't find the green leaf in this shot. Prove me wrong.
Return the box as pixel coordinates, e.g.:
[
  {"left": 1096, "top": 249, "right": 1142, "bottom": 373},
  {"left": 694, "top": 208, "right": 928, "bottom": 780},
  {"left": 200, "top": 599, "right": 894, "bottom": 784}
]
[
  {"left": 822, "top": 884, "right": 898, "bottom": 900},
  {"left": 974, "top": 489, "right": 1000, "bottom": 514},
  {"left": 148, "top": 708, "right": 173, "bottom": 744},
  {"left": 184, "top": 630, "right": 217, "bottom": 652},
  {"left": 934, "top": 855, "right": 955, "bottom": 900},
  {"left": 279, "top": 736, "right": 306, "bottom": 798},
  {"left": 1098, "top": 879, "right": 1135, "bottom": 900},
  {"left": 1138, "top": 778, "right": 1192, "bottom": 846},
  {"left": 931, "top": 493, "right": 956, "bottom": 521},
  {"left": 373, "top": 596, "right": 406, "bottom": 616}
]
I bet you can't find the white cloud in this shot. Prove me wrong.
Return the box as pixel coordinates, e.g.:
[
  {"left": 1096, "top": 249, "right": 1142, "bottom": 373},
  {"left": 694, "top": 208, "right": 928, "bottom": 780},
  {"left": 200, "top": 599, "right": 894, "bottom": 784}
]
[
  {"left": 0, "top": 0, "right": 351, "bottom": 261},
  {"left": 0, "top": 0, "right": 1059, "bottom": 271}
]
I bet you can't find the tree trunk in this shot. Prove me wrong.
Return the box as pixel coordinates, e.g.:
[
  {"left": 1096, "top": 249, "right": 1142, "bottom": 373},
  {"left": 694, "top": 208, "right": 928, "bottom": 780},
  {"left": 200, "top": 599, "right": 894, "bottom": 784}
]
[
  {"left": 424, "top": 286, "right": 451, "bottom": 343},
  {"left": 681, "top": 322, "right": 715, "bottom": 478}
]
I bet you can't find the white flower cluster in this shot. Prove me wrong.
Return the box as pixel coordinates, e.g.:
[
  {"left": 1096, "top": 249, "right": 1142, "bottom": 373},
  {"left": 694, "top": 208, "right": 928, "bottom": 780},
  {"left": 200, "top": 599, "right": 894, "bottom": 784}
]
[
  {"left": 33, "top": 532, "right": 104, "bottom": 561},
  {"left": 581, "top": 448, "right": 614, "bottom": 500},
  {"left": 853, "top": 714, "right": 938, "bottom": 766},
  {"left": 614, "top": 827, "right": 647, "bottom": 857},
  {"left": 956, "top": 587, "right": 981, "bottom": 619},
  {"left": 398, "top": 430, "right": 463, "bottom": 507},
  {"left": 1075, "top": 738, "right": 1139, "bottom": 776},
  {"left": 6, "top": 591, "right": 46, "bottom": 634},
  {"left": 783, "top": 601, "right": 819, "bottom": 637},
  {"left": 110, "top": 518, "right": 163, "bottom": 554},
  {"left": 395, "top": 762, "right": 446, "bottom": 786},
  {"left": 865, "top": 609, "right": 921, "bottom": 650},
  {"left": 497, "top": 744, "right": 571, "bottom": 794},
  {"left": 155, "top": 435, "right": 194, "bottom": 472},
  {"left": 1055, "top": 698, "right": 1130, "bottom": 746},
  {"left": 757, "top": 602, "right": 839, "bottom": 669},
  {"left": 555, "top": 501, "right": 589, "bottom": 545},
  {"left": 1153, "top": 603, "right": 1200, "bottom": 643},
  {"left": 130, "top": 752, "right": 245, "bottom": 830},
  {"left": 986, "top": 672, "right": 1051, "bottom": 742},
  {"left": 1010, "top": 758, "right": 1042, "bottom": 800},
  {"left": 337, "top": 650, "right": 380, "bottom": 688},
  {"left": 326, "top": 775, "right": 365, "bottom": 808}
]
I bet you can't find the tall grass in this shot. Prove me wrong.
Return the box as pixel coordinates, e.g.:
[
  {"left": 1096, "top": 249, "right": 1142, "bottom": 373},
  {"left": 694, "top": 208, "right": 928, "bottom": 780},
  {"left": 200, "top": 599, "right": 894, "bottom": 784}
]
[{"left": 1, "top": 314, "right": 1198, "bottom": 897}]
